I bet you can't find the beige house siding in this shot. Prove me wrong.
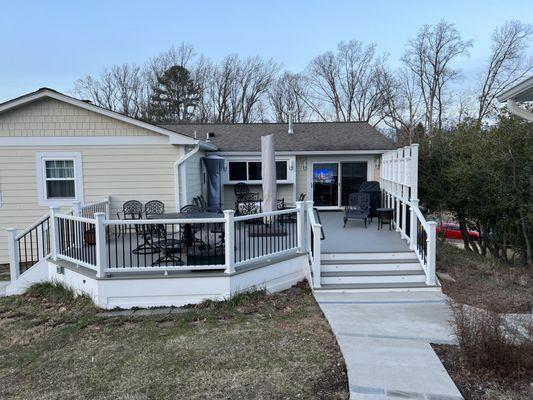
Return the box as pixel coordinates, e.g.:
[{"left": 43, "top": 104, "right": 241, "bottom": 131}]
[
  {"left": 0, "top": 145, "right": 180, "bottom": 263},
  {"left": 0, "top": 98, "right": 158, "bottom": 137},
  {"left": 295, "top": 156, "right": 309, "bottom": 199}
]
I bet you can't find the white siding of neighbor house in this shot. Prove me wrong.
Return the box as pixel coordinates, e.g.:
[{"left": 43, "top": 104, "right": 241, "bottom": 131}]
[
  {"left": 0, "top": 98, "right": 159, "bottom": 137},
  {"left": 0, "top": 96, "right": 184, "bottom": 264}
]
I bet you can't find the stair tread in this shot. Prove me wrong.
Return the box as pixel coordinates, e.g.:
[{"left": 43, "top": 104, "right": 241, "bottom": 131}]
[
  {"left": 316, "top": 282, "right": 438, "bottom": 290},
  {"left": 321, "top": 269, "right": 424, "bottom": 277},
  {"left": 320, "top": 258, "right": 419, "bottom": 265}
]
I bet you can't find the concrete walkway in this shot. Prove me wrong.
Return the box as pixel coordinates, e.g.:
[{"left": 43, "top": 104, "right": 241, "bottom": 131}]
[
  {"left": 0, "top": 281, "right": 9, "bottom": 297},
  {"left": 314, "top": 290, "right": 463, "bottom": 400}
]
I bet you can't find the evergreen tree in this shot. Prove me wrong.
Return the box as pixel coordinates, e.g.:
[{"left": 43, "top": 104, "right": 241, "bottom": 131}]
[{"left": 148, "top": 65, "right": 199, "bottom": 122}]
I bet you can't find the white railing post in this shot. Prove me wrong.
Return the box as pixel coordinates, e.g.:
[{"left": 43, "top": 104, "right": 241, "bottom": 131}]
[
  {"left": 401, "top": 188, "right": 407, "bottom": 238},
  {"left": 6, "top": 228, "right": 19, "bottom": 282},
  {"left": 426, "top": 221, "right": 437, "bottom": 285},
  {"left": 223, "top": 210, "right": 235, "bottom": 274},
  {"left": 94, "top": 212, "right": 107, "bottom": 278},
  {"left": 312, "top": 224, "right": 321, "bottom": 288},
  {"left": 49, "top": 205, "right": 60, "bottom": 261},
  {"left": 410, "top": 144, "right": 419, "bottom": 200},
  {"left": 104, "top": 195, "right": 111, "bottom": 220},
  {"left": 305, "top": 200, "right": 313, "bottom": 253},
  {"left": 409, "top": 199, "right": 419, "bottom": 250},
  {"left": 296, "top": 201, "right": 304, "bottom": 253},
  {"left": 72, "top": 201, "right": 82, "bottom": 217}
]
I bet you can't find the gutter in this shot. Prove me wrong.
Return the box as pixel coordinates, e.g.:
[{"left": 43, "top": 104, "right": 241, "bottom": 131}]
[{"left": 174, "top": 144, "right": 201, "bottom": 211}]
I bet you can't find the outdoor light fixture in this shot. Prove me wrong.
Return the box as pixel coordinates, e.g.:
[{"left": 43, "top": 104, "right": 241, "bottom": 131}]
[
  {"left": 289, "top": 160, "right": 294, "bottom": 170},
  {"left": 302, "top": 160, "right": 307, "bottom": 171}
]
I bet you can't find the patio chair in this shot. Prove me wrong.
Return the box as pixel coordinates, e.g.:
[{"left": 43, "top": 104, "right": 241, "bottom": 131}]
[
  {"left": 132, "top": 200, "right": 166, "bottom": 254},
  {"left": 343, "top": 193, "right": 370, "bottom": 228},
  {"left": 180, "top": 204, "right": 207, "bottom": 247},
  {"left": 144, "top": 200, "right": 164, "bottom": 218},
  {"left": 116, "top": 200, "right": 142, "bottom": 237},
  {"left": 152, "top": 237, "right": 185, "bottom": 266},
  {"left": 234, "top": 182, "right": 250, "bottom": 200}
]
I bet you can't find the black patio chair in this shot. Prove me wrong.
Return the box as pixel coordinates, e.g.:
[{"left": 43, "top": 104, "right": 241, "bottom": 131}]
[
  {"left": 343, "top": 193, "right": 370, "bottom": 228},
  {"left": 180, "top": 204, "right": 207, "bottom": 247},
  {"left": 144, "top": 200, "right": 165, "bottom": 218},
  {"left": 132, "top": 200, "right": 166, "bottom": 255},
  {"left": 117, "top": 200, "right": 142, "bottom": 237},
  {"left": 234, "top": 182, "right": 250, "bottom": 200}
]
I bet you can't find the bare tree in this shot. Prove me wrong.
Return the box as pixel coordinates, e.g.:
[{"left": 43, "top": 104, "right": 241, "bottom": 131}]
[
  {"left": 73, "top": 63, "right": 147, "bottom": 118},
  {"left": 477, "top": 21, "right": 533, "bottom": 122},
  {"left": 307, "top": 40, "right": 387, "bottom": 124},
  {"left": 268, "top": 72, "right": 310, "bottom": 122},
  {"left": 238, "top": 56, "right": 279, "bottom": 122},
  {"left": 402, "top": 21, "right": 472, "bottom": 134},
  {"left": 379, "top": 67, "right": 423, "bottom": 144}
]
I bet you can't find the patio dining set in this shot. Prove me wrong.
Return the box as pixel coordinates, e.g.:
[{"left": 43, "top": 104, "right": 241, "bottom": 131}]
[{"left": 115, "top": 197, "right": 224, "bottom": 266}]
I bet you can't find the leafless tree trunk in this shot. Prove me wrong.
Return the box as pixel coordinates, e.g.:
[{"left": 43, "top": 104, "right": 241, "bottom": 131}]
[{"left": 268, "top": 72, "right": 310, "bottom": 122}]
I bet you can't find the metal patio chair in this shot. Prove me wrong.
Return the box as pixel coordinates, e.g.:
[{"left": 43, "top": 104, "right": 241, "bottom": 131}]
[
  {"left": 343, "top": 193, "right": 370, "bottom": 228},
  {"left": 117, "top": 200, "right": 142, "bottom": 237}
]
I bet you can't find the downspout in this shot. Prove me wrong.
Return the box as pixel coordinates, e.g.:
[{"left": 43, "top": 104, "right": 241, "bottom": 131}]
[{"left": 174, "top": 144, "right": 200, "bottom": 211}]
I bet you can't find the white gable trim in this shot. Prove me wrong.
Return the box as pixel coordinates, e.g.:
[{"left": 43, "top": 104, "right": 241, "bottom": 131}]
[{"left": 0, "top": 89, "right": 205, "bottom": 146}]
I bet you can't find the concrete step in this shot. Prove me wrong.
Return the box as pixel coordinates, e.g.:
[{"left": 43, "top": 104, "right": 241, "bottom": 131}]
[
  {"left": 315, "top": 281, "right": 440, "bottom": 292},
  {"left": 321, "top": 259, "right": 421, "bottom": 273},
  {"left": 321, "top": 272, "right": 427, "bottom": 285},
  {"left": 321, "top": 251, "right": 417, "bottom": 262}
]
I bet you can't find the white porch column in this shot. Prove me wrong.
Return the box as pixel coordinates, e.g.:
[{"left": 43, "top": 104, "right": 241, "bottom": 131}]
[
  {"left": 72, "top": 201, "right": 82, "bottom": 217},
  {"left": 223, "top": 210, "right": 235, "bottom": 274},
  {"left": 6, "top": 228, "right": 19, "bottom": 282},
  {"left": 94, "top": 212, "right": 107, "bottom": 278}
]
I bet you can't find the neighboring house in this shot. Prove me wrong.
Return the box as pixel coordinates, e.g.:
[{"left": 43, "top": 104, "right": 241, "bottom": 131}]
[
  {"left": 497, "top": 75, "right": 533, "bottom": 121},
  {"left": 1, "top": 88, "right": 438, "bottom": 308}
]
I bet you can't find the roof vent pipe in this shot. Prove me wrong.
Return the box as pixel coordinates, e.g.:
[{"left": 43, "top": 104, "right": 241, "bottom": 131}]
[{"left": 288, "top": 110, "right": 294, "bottom": 134}]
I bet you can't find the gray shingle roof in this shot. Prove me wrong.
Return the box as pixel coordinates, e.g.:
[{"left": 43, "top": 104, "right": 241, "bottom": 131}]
[{"left": 160, "top": 122, "right": 396, "bottom": 152}]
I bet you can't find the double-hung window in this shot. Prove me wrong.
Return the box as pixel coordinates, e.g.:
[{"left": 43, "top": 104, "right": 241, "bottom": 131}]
[{"left": 36, "top": 152, "right": 84, "bottom": 206}]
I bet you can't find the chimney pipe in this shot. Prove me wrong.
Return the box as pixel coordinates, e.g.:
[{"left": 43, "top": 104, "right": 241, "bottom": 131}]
[{"left": 288, "top": 111, "right": 294, "bottom": 134}]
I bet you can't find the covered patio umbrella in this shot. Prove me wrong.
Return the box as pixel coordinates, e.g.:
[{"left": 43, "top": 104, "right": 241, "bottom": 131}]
[
  {"left": 202, "top": 155, "right": 225, "bottom": 212},
  {"left": 261, "top": 134, "right": 277, "bottom": 213}
]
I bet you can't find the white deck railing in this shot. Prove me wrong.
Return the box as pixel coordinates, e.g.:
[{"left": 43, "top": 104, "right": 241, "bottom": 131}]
[
  {"left": 9, "top": 201, "right": 308, "bottom": 279},
  {"left": 305, "top": 201, "right": 322, "bottom": 288},
  {"left": 380, "top": 144, "right": 437, "bottom": 285}
]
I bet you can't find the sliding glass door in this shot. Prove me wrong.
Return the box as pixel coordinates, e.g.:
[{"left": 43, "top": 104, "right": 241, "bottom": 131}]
[
  {"left": 340, "top": 162, "right": 367, "bottom": 206},
  {"left": 312, "top": 163, "right": 339, "bottom": 207}
]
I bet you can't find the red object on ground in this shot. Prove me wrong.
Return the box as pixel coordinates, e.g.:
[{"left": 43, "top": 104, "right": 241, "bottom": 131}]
[{"left": 437, "top": 223, "right": 480, "bottom": 240}]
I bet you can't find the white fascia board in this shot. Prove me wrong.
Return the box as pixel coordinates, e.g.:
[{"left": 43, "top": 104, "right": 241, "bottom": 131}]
[
  {"left": 497, "top": 76, "right": 533, "bottom": 102},
  {"left": 0, "top": 89, "right": 199, "bottom": 145}
]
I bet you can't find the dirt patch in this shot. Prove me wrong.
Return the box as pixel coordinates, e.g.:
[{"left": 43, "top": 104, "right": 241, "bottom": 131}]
[
  {"left": 433, "top": 344, "right": 533, "bottom": 400},
  {"left": 437, "top": 242, "right": 533, "bottom": 313},
  {"left": 0, "top": 281, "right": 348, "bottom": 399}
]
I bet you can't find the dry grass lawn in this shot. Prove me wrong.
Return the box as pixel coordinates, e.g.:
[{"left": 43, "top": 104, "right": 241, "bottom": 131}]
[{"left": 0, "top": 281, "right": 348, "bottom": 399}]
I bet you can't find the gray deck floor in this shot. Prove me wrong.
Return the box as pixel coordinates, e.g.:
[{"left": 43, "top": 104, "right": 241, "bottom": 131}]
[{"left": 318, "top": 211, "right": 411, "bottom": 253}]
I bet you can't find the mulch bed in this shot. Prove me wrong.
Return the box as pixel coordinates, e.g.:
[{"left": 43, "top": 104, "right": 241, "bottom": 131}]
[{"left": 433, "top": 344, "right": 532, "bottom": 400}]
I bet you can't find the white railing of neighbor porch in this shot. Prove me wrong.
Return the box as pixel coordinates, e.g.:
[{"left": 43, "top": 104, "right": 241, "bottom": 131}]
[{"left": 380, "top": 144, "right": 437, "bottom": 286}]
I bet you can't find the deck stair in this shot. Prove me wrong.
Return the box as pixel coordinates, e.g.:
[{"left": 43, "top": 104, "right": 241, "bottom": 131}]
[{"left": 317, "top": 251, "right": 440, "bottom": 291}]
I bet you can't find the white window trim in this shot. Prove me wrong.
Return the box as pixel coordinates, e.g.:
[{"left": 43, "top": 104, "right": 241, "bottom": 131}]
[
  {"left": 36, "top": 152, "right": 84, "bottom": 206},
  {"left": 223, "top": 156, "right": 296, "bottom": 185}
]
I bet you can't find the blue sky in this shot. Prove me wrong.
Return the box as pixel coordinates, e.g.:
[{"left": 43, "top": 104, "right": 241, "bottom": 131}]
[{"left": 1, "top": 0, "right": 532, "bottom": 102}]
